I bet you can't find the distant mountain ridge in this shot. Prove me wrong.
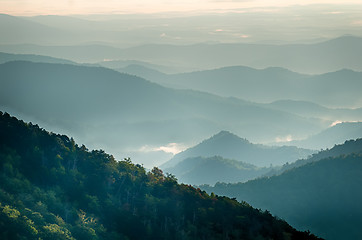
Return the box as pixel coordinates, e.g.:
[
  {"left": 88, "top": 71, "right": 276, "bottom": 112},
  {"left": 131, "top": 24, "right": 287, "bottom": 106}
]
[
  {"left": 0, "top": 52, "right": 76, "bottom": 65},
  {"left": 1, "top": 16, "right": 362, "bottom": 74},
  {"left": 2, "top": 50, "right": 362, "bottom": 109},
  {"left": 162, "top": 131, "right": 315, "bottom": 169},
  {"left": 0, "top": 14, "right": 67, "bottom": 45},
  {"left": 117, "top": 35, "right": 362, "bottom": 73},
  {"left": 267, "top": 100, "right": 362, "bottom": 120},
  {"left": 129, "top": 65, "right": 362, "bottom": 108}
]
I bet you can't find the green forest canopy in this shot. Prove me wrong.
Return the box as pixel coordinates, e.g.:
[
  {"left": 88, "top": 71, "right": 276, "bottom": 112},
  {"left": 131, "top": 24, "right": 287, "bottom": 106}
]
[{"left": 0, "top": 111, "right": 321, "bottom": 239}]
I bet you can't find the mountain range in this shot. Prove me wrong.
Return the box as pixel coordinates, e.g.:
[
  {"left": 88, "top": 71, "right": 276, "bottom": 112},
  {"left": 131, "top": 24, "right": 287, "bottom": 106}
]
[
  {"left": 105, "top": 35, "right": 362, "bottom": 74},
  {"left": 2, "top": 51, "right": 362, "bottom": 110},
  {"left": 1, "top": 9, "right": 362, "bottom": 240},
  {"left": 0, "top": 61, "right": 328, "bottom": 167},
  {"left": 1, "top": 53, "right": 362, "bottom": 166},
  {"left": 1, "top": 15, "right": 362, "bottom": 74},
  {"left": 117, "top": 65, "right": 362, "bottom": 108}
]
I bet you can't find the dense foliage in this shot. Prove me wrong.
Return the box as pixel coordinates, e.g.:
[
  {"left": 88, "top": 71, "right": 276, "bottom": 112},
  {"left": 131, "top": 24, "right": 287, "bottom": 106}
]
[{"left": 0, "top": 112, "right": 322, "bottom": 239}]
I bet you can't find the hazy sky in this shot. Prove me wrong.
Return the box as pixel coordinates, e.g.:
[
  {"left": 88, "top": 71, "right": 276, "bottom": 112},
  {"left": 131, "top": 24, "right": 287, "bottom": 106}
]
[{"left": 2, "top": 0, "right": 362, "bottom": 15}]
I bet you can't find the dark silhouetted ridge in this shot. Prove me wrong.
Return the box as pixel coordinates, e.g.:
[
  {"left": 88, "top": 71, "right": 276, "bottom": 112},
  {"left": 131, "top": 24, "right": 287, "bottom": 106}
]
[{"left": 202, "top": 138, "right": 362, "bottom": 240}]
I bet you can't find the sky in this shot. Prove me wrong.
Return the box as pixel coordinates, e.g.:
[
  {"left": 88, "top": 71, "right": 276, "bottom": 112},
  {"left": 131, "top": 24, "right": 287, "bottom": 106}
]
[{"left": 1, "top": 0, "right": 362, "bottom": 15}]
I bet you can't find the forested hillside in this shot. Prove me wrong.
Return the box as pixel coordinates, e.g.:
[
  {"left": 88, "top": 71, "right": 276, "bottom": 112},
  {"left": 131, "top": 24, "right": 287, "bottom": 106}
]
[
  {"left": 0, "top": 112, "right": 321, "bottom": 239},
  {"left": 265, "top": 138, "right": 362, "bottom": 176},
  {"left": 202, "top": 144, "right": 362, "bottom": 240}
]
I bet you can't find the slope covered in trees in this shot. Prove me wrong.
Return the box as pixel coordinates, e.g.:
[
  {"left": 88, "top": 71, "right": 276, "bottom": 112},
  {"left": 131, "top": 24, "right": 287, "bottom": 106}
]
[
  {"left": 0, "top": 112, "right": 321, "bottom": 239},
  {"left": 201, "top": 141, "right": 362, "bottom": 240},
  {"left": 265, "top": 138, "right": 362, "bottom": 177}
]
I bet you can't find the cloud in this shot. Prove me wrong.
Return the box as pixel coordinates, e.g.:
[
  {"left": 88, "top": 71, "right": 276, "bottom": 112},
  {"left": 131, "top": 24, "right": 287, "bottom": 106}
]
[
  {"left": 155, "top": 143, "right": 185, "bottom": 155},
  {"left": 160, "top": 33, "right": 181, "bottom": 40},
  {"left": 138, "top": 143, "right": 186, "bottom": 155},
  {"left": 330, "top": 120, "right": 342, "bottom": 127},
  {"left": 275, "top": 135, "right": 293, "bottom": 143},
  {"left": 330, "top": 120, "right": 360, "bottom": 127}
]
